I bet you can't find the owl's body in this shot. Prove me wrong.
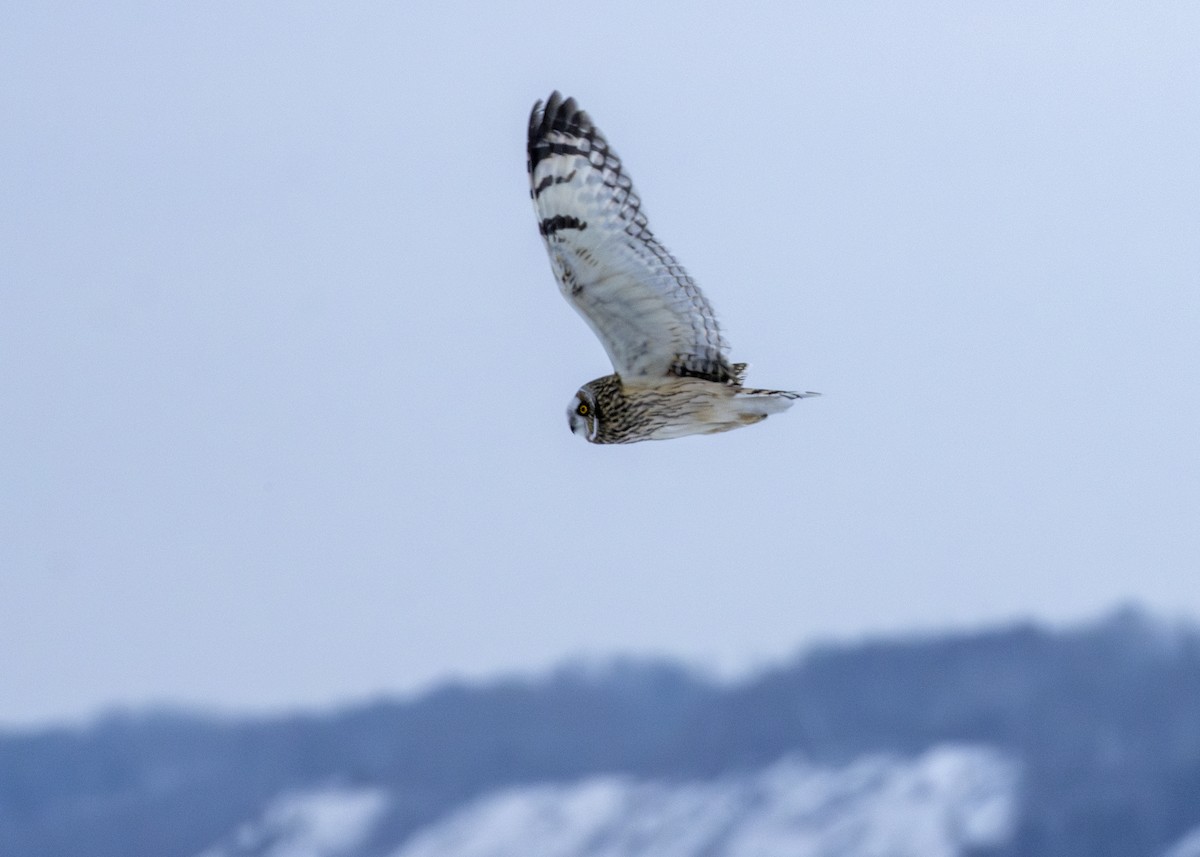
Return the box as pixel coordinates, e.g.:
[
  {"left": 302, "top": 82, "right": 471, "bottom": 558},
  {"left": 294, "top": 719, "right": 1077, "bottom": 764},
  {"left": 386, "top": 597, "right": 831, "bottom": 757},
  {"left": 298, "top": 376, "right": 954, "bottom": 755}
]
[
  {"left": 528, "top": 92, "right": 816, "bottom": 444},
  {"left": 569, "top": 374, "right": 807, "bottom": 444}
]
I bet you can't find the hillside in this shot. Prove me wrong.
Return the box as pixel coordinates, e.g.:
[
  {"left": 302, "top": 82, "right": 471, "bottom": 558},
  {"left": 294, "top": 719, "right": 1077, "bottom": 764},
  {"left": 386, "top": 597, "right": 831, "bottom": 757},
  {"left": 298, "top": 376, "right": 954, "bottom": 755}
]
[{"left": 2, "top": 608, "right": 1198, "bottom": 857}]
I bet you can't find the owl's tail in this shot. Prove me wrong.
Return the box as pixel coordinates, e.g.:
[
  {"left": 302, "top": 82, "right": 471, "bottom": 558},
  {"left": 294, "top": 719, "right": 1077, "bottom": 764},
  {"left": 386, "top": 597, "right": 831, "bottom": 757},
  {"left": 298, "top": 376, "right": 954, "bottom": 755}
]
[{"left": 733, "top": 387, "right": 820, "bottom": 418}]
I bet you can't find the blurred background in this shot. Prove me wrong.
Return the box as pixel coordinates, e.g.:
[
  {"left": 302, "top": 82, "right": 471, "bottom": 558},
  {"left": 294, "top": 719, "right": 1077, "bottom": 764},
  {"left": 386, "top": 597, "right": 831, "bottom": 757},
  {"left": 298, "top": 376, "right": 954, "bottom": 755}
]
[{"left": 2, "top": 2, "right": 1198, "bottom": 855}]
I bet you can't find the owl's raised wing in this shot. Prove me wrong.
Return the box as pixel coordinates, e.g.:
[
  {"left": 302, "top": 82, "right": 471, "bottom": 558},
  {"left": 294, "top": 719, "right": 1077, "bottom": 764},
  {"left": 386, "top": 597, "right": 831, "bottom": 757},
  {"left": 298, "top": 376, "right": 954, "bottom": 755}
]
[{"left": 527, "top": 92, "right": 736, "bottom": 385}]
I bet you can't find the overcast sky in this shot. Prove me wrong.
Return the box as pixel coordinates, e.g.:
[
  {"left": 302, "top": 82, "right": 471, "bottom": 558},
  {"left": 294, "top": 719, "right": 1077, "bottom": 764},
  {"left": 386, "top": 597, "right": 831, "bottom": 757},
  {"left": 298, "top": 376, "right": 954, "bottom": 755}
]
[{"left": 2, "top": 1, "right": 1198, "bottom": 728}]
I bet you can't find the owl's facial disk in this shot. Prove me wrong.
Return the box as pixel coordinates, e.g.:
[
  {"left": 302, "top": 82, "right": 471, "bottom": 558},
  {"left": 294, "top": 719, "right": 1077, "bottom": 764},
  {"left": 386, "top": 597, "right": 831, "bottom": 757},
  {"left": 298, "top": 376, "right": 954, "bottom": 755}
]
[{"left": 567, "top": 390, "right": 598, "bottom": 442}]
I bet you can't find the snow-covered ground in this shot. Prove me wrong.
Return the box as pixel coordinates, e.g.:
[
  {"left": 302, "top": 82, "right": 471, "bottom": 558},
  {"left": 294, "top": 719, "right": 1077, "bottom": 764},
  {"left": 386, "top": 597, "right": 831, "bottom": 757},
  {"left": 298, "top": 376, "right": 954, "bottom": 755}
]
[
  {"left": 192, "top": 745, "right": 1017, "bottom": 857},
  {"left": 392, "top": 745, "right": 1017, "bottom": 857},
  {"left": 1165, "top": 826, "right": 1200, "bottom": 857},
  {"left": 195, "top": 786, "right": 388, "bottom": 857}
]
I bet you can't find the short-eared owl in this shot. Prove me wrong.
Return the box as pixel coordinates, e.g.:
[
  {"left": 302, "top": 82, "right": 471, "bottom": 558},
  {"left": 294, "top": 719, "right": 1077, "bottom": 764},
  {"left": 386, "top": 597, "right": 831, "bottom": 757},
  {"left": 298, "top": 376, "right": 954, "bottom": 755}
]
[{"left": 528, "top": 91, "right": 817, "bottom": 444}]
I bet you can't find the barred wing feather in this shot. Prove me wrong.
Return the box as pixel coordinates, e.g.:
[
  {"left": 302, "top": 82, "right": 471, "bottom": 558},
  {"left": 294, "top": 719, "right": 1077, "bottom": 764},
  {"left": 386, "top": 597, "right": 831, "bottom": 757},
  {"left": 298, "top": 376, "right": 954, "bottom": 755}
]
[{"left": 527, "top": 92, "right": 736, "bottom": 385}]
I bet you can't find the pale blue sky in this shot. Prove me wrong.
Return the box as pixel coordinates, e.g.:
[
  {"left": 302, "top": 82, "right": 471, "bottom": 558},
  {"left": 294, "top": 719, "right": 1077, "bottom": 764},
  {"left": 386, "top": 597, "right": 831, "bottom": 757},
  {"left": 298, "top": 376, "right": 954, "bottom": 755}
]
[{"left": 2, "top": 1, "right": 1198, "bottom": 727}]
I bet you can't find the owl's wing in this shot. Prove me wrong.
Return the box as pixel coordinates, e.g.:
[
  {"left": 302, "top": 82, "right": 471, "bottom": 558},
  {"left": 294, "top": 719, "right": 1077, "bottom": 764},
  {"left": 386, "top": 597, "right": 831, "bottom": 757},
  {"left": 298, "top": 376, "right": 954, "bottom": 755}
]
[{"left": 527, "top": 92, "right": 736, "bottom": 385}]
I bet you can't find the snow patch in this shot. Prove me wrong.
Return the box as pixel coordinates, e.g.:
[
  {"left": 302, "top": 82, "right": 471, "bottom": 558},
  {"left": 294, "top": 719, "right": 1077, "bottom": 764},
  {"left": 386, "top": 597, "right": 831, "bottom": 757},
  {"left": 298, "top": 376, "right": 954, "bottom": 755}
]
[
  {"left": 1164, "top": 826, "right": 1200, "bottom": 857},
  {"left": 195, "top": 786, "right": 388, "bottom": 857},
  {"left": 390, "top": 744, "right": 1017, "bottom": 857}
]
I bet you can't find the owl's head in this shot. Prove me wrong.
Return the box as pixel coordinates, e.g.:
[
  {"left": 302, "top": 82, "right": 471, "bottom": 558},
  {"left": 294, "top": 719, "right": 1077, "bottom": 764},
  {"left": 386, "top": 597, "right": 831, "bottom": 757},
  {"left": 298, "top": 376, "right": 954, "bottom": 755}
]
[{"left": 567, "top": 387, "right": 600, "bottom": 442}]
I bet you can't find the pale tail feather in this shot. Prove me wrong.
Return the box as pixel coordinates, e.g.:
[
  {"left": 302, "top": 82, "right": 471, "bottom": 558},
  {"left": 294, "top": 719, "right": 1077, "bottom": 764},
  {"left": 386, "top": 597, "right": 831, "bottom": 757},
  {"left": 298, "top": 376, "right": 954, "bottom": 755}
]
[{"left": 734, "top": 388, "right": 821, "bottom": 417}]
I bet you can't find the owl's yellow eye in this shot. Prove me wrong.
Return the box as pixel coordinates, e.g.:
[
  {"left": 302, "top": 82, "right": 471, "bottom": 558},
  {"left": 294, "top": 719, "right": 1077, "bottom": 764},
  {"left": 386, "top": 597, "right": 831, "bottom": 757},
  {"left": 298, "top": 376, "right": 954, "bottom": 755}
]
[{"left": 577, "top": 403, "right": 589, "bottom": 416}]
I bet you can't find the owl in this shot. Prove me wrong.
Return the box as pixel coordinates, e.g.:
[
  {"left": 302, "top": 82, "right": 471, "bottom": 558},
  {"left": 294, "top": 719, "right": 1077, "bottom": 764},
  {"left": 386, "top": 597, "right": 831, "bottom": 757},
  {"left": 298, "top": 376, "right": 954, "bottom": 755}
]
[{"left": 528, "top": 91, "right": 817, "bottom": 444}]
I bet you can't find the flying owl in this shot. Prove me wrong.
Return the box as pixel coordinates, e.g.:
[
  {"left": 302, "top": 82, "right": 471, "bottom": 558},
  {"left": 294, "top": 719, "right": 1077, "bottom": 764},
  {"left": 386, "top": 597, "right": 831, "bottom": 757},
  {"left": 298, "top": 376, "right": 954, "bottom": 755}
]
[{"left": 528, "top": 91, "right": 817, "bottom": 444}]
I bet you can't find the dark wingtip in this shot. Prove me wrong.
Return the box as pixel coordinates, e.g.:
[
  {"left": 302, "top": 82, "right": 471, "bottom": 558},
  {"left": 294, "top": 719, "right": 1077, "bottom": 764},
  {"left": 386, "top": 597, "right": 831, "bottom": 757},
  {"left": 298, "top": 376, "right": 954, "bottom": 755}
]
[
  {"left": 528, "top": 91, "right": 562, "bottom": 174},
  {"left": 527, "top": 91, "right": 602, "bottom": 171},
  {"left": 530, "top": 91, "right": 590, "bottom": 136},
  {"left": 529, "top": 90, "right": 565, "bottom": 143},
  {"left": 536, "top": 90, "right": 562, "bottom": 124}
]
